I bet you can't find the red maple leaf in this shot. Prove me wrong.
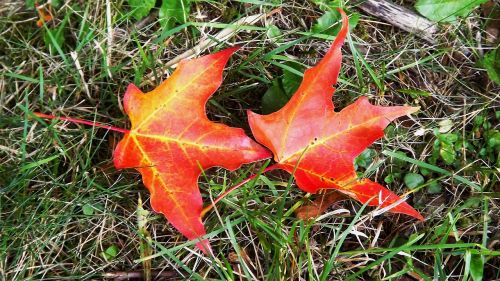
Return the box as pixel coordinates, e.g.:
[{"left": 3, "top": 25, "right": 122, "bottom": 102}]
[
  {"left": 113, "top": 47, "right": 271, "bottom": 253},
  {"left": 247, "top": 9, "right": 423, "bottom": 221}
]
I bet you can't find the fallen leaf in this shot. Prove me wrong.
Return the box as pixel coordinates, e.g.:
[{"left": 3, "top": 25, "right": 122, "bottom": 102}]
[
  {"left": 248, "top": 9, "right": 424, "bottom": 220},
  {"left": 114, "top": 47, "right": 271, "bottom": 253},
  {"left": 295, "top": 190, "right": 347, "bottom": 220}
]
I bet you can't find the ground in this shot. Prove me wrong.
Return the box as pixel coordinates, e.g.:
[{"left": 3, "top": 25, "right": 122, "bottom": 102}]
[{"left": 0, "top": 0, "right": 498, "bottom": 280}]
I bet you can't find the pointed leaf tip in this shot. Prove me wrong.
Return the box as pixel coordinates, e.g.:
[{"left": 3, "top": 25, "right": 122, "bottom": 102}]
[
  {"left": 220, "top": 45, "right": 241, "bottom": 54},
  {"left": 333, "top": 7, "right": 349, "bottom": 48},
  {"left": 345, "top": 179, "right": 424, "bottom": 221},
  {"left": 196, "top": 239, "right": 212, "bottom": 255},
  {"left": 125, "top": 83, "right": 143, "bottom": 95},
  {"left": 207, "top": 45, "right": 241, "bottom": 64}
]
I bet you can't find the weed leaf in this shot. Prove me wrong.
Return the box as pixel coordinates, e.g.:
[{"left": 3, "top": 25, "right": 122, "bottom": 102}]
[
  {"left": 160, "top": 0, "right": 191, "bottom": 29},
  {"left": 128, "top": 0, "right": 155, "bottom": 21},
  {"left": 415, "top": 0, "right": 488, "bottom": 22},
  {"left": 482, "top": 47, "right": 500, "bottom": 85}
]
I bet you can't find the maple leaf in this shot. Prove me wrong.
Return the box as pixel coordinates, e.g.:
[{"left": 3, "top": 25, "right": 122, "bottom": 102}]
[
  {"left": 113, "top": 47, "right": 271, "bottom": 253},
  {"left": 248, "top": 9, "right": 424, "bottom": 220}
]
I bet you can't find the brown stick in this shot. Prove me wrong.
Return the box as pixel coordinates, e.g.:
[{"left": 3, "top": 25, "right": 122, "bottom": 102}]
[{"left": 354, "top": 0, "right": 439, "bottom": 43}]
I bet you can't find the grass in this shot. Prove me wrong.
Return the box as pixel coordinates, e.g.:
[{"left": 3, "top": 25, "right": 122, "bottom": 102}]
[{"left": 1, "top": 0, "right": 499, "bottom": 280}]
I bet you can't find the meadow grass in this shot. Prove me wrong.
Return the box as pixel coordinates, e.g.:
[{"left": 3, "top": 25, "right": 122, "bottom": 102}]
[{"left": 1, "top": 0, "right": 498, "bottom": 280}]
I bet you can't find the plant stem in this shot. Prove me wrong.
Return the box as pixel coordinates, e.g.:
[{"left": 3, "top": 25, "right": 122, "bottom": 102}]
[
  {"left": 201, "top": 164, "right": 279, "bottom": 218},
  {"left": 33, "top": 112, "right": 129, "bottom": 134}
]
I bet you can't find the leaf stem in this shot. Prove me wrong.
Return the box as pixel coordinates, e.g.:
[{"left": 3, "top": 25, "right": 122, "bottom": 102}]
[
  {"left": 201, "top": 164, "right": 279, "bottom": 218},
  {"left": 33, "top": 112, "right": 130, "bottom": 134}
]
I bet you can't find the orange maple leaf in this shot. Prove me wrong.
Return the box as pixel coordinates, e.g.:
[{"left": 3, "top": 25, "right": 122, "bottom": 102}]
[
  {"left": 113, "top": 47, "right": 271, "bottom": 253},
  {"left": 248, "top": 9, "right": 424, "bottom": 221}
]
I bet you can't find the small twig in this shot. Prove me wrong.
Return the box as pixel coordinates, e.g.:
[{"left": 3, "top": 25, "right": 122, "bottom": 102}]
[
  {"left": 33, "top": 112, "right": 129, "bottom": 134},
  {"left": 201, "top": 164, "right": 279, "bottom": 218}
]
